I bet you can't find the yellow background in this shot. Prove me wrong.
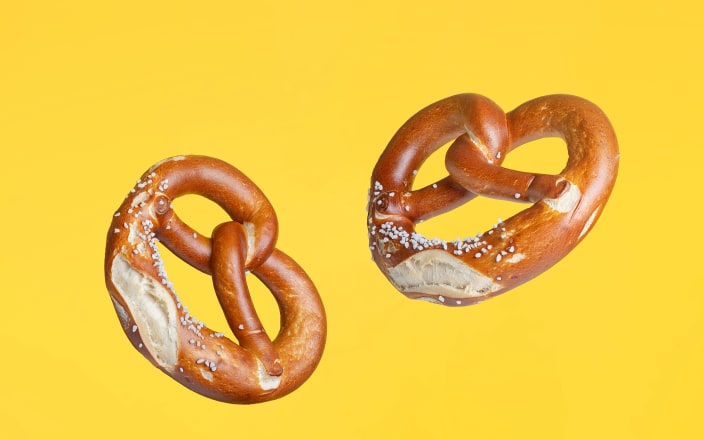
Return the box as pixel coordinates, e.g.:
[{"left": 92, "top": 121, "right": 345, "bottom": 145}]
[{"left": 1, "top": 1, "right": 702, "bottom": 438}]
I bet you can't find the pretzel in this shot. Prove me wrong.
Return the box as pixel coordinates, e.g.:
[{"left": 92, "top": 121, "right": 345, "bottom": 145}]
[
  {"left": 105, "top": 155, "right": 326, "bottom": 403},
  {"left": 367, "top": 94, "right": 619, "bottom": 306}
]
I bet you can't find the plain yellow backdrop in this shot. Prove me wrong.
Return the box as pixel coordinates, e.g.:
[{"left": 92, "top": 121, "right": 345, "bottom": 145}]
[{"left": 1, "top": 1, "right": 702, "bottom": 438}]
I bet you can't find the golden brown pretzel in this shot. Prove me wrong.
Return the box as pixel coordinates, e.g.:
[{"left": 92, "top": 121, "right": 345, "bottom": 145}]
[
  {"left": 105, "top": 155, "right": 326, "bottom": 403},
  {"left": 367, "top": 94, "right": 619, "bottom": 306}
]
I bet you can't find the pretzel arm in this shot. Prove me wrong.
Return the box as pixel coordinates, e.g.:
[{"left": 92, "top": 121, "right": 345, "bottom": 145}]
[
  {"left": 211, "top": 222, "right": 282, "bottom": 376},
  {"left": 406, "top": 176, "right": 478, "bottom": 221},
  {"left": 156, "top": 208, "right": 213, "bottom": 274},
  {"left": 445, "top": 134, "right": 568, "bottom": 203}
]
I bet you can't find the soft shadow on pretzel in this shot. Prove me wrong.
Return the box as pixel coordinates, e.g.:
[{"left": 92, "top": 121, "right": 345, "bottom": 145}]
[
  {"left": 105, "top": 155, "right": 326, "bottom": 403},
  {"left": 367, "top": 94, "right": 619, "bottom": 306}
]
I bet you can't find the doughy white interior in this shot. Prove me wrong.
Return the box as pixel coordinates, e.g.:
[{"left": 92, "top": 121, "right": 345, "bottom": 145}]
[
  {"left": 256, "top": 359, "right": 282, "bottom": 391},
  {"left": 387, "top": 250, "right": 499, "bottom": 299},
  {"left": 111, "top": 254, "right": 179, "bottom": 372},
  {"left": 543, "top": 181, "right": 581, "bottom": 213}
]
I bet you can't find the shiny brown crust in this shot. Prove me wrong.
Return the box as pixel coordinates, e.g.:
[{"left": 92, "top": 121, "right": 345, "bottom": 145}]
[
  {"left": 105, "top": 155, "right": 326, "bottom": 403},
  {"left": 367, "top": 94, "right": 619, "bottom": 306}
]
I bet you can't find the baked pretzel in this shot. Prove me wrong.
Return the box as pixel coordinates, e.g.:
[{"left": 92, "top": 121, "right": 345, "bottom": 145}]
[
  {"left": 105, "top": 155, "right": 326, "bottom": 403},
  {"left": 367, "top": 94, "right": 619, "bottom": 306}
]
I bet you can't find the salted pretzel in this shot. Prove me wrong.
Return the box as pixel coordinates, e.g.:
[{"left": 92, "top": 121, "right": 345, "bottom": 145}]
[
  {"left": 367, "top": 94, "right": 619, "bottom": 306},
  {"left": 105, "top": 155, "right": 326, "bottom": 403}
]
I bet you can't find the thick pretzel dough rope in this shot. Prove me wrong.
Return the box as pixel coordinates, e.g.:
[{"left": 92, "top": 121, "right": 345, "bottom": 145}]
[
  {"left": 368, "top": 94, "right": 619, "bottom": 306},
  {"left": 105, "top": 155, "right": 326, "bottom": 403}
]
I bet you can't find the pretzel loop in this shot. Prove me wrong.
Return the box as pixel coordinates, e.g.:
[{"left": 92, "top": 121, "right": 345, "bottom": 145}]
[
  {"left": 105, "top": 155, "right": 326, "bottom": 403},
  {"left": 368, "top": 94, "right": 619, "bottom": 306},
  {"left": 147, "top": 155, "right": 278, "bottom": 272}
]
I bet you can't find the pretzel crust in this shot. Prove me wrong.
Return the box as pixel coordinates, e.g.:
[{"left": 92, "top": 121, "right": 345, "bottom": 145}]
[
  {"left": 368, "top": 94, "right": 619, "bottom": 306},
  {"left": 105, "top": 156, "right": 326, "bottom": 403}
]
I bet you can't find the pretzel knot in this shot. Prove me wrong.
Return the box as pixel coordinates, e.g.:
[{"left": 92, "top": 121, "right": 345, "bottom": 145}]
[
  {"left": 367, "top": 94, "right": 619, "bottom": 306},
  {"left": 105, "top": 155, "right": 326, "bottom": 403}
]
